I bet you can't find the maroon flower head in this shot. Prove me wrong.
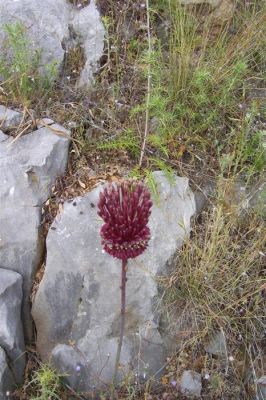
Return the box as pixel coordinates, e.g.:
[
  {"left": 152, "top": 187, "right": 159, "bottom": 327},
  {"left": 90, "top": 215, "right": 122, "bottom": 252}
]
[{"left": 98, "top": 180, "right": 152, "bottom": 260}]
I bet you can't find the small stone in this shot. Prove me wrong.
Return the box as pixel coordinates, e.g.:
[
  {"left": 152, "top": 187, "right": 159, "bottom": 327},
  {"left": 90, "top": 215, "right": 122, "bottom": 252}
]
[
  {"left": 205, "top": 331, "right": 227, "bottom": 357},
  {"left": 0, "top": 106, "right": 23, "bottom": 131},
  {"left": 180, "top": 370, "right": 202, "bottom": 398},
  {"left": 36, "top": 118, "right": 54, "bottom": 128},
  {"left": 180, "top": 0, "right": 220, "bottom": 5},
  {"left": 256, "top": 376, "right": 266, "bottom": 400}
]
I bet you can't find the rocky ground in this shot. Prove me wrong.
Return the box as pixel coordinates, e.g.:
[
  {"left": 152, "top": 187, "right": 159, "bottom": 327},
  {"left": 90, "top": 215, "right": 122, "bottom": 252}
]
[{"left": 0, "top": 0, "right": 265, "bottom": 399}]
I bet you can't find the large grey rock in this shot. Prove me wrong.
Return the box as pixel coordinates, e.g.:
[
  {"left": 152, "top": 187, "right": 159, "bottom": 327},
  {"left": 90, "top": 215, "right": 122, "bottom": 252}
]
[
  {"left": 0, "top": 269, "right": 25, "bottom": 384},
  {"left": 0, "top": 348, "right": 15, "bottom": 400},
  {"left": 0, "top": 131, "right": 8, "bottom": 142},
  {"left": 0, "top": 117, "right": 70, "bottom": 341},
  {"left": 0, "top": 106, "right": 23, "bottom": 131},
  {"left": 0, "top": 0, "right": 104, "bottom": 87},
  {"left": 72, "top": 2, "right": 105, "bottom": 87},
  {"left": 0, "top": 0, "right": 69, "bottom": 65},
  {"left": 32, "top": 171, "right": 196, "bottom": 391},
  {"left": 180, "top": 370, "right": 202, "bottom": 398}
]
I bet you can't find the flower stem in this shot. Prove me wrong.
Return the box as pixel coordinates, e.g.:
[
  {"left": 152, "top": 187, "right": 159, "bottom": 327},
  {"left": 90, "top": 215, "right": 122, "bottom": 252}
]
[{"left": 113, "top": 258, "right": 128, "bottom": 385}]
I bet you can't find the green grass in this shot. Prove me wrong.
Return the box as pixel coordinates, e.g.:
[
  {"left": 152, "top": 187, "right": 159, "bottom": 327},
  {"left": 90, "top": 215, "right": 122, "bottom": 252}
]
[
  {"left": 142, "top": 1, "right": 266, "bottom": 156},
  {"left": 28, "top": 364, "right": 64, "bottom": 400},
  {"left": 92, "top": 1, "right": 266, "bottom": 193},
  {"left": 0, "top": 22, "right": 57, "bottom": 106}
]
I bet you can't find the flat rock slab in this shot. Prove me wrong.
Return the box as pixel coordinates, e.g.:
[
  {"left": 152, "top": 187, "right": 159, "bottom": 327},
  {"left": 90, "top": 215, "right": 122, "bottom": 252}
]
[
  {"left": 32, "top": 171, "right": 196, "bottom": 391},
  {"left": 0, "top": 0, "right": 104, "bottom": 87},
  {"left": 0, "top": 347, "right": 15, "bottom": 400},
  {"left": 0, "top": 113, "right": 70, "bottom": 341},
  {"left": 0, "top": 268, "right": 25, "bottom": 384}
]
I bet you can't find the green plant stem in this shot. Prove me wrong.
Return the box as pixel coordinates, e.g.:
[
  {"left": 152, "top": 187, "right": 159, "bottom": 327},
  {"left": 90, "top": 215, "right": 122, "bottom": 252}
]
[
  {"left": 113, "top": 258, "right": 128, "bottom": 385},
  {"left": 139, "top": 0, "right": 151, "bottom": 167}
]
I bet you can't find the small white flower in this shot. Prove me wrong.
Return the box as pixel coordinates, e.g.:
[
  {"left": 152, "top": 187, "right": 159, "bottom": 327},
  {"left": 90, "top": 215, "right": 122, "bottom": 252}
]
[
  {"left": 204, "top": 373, "right": 210, "bottom": 380},
  {"left": 229, "top": 355, "right": 234, "bottom": 362}
]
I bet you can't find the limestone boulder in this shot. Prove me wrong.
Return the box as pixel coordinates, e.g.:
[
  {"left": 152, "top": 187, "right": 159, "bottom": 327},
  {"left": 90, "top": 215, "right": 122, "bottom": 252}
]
[
  {"left": 0, "top": 0, "right": 104, "bottom": 87},
  {"left": 0, "top": 348, "right": 15, "bottom": 400},
  {"left": 72, "top": 2, "right": 105, "bottom": 87},
  {"left": 0, "top": 112, "right": 70, "bottom": 341},
  {"left": 32, "top": 171, "right": 196, "bottom": 391},
  {"left": 0, "top": 268, "right": 25, "bottom": 384}
]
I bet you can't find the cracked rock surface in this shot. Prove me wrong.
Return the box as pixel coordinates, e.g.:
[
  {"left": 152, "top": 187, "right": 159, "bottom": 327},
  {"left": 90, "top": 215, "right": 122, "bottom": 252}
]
[
  {"left": 32, "top": 171, "right": 196, "bottom": 391},
  {"left": 0, "top": 107, "right": 70, "bottom": 341},
  {"left": 0, "top": 347, "right": 15, "bottom": 400}
]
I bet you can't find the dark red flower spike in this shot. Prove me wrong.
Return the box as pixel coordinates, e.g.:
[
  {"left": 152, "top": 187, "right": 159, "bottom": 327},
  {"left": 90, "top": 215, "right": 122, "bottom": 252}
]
[{"left": 98, "top": 180, "right": 152, "bottom": 260}]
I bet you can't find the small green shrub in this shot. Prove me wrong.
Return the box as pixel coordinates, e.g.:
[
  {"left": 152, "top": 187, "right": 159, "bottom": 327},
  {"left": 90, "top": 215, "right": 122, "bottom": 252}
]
[{"left": 130, "top": 1, "right": 266, "bottom": 160}]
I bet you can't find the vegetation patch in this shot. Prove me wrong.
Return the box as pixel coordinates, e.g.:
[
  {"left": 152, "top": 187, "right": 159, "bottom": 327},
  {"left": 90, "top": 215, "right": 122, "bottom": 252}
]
[{"left": 1, "top": 0, "right": 265, "bottom": 399}]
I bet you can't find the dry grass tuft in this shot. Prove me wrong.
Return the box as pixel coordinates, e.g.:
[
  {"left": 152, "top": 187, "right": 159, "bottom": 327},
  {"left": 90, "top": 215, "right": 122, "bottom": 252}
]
[{"left": 162, "top": 184, "right": 265, "bottom": 398}]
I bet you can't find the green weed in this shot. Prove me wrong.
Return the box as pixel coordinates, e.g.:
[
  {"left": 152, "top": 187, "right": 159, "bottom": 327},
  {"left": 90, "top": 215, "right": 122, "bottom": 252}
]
[
  {"left": 29, "top": 364, "right": 64, "bottom": 400},
  {"left": 97, "top": 128, "right": 140, "bottom": 156}
]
